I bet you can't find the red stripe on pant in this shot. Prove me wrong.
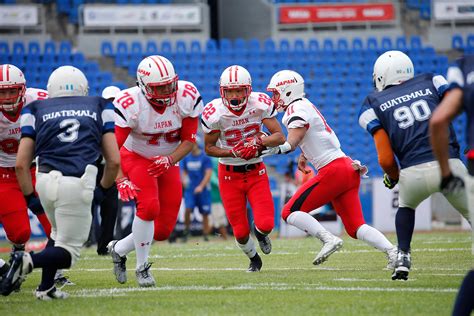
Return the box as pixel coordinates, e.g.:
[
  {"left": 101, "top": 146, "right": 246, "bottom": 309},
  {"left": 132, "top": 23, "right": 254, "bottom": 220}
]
[
  {"left": 282, "top": 157, "right": 366, "bottom": 238},
  {"left": 120, "top": 148, "right": 182, "bottom": 241},
  {"left": 218, "top": 163, "right": 274, "bottom": 239}
]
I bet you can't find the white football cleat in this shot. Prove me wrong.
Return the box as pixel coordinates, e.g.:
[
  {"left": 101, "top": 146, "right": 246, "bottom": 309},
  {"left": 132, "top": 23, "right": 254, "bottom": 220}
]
[
  {"left": 35, "top": 286, "right": 69, "bottom": 300},
  {"left": 313, "top": 232, "right": 343, "bottom": 265},
  {"left": 136, "top": 263, "right": 155, "bottom": 287},
  {"left": 107, "top": 240, "right": 127, "bottom": 284},
  {"left": 386, "top": 246, "right": 398, "bottom": 270}
]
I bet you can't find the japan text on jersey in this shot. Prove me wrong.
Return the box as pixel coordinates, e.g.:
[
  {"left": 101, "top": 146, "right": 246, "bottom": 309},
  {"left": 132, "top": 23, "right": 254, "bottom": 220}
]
[
  {"left": 200, "top": 92, "right": 276, "bottom": 166},
  {"left": 20, "top": 96, "right": 115, "bottom": 177},
  {"left": 358, "top": 73, "right": 460, "bottom": 169},
  {"left": 282, "top": 98, "right": 345, "bottom": 170},
  {"left": 446, "top": 55, "right": 474, "bottom": 149},
  {"left": 114, "top": 80, "right": 203, "bottom": 159},
  {"left": 0, "top": 88, "right": 48, "bottom": 168}
]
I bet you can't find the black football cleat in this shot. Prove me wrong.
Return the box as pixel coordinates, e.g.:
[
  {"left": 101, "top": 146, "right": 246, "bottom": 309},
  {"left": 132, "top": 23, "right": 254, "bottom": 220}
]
[{"left": 247, "top": 253, "right": 262, "bottom": 272}]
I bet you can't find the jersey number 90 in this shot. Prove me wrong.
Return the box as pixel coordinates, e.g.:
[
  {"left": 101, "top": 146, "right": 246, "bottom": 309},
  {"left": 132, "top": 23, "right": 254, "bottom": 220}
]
[{"left": 393, "top": 100, "right": 431, "bottom": 129}]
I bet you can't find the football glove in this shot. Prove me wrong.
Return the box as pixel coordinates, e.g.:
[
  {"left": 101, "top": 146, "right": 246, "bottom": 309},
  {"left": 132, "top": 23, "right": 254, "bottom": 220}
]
[
  {"left": 260, "top": 141, "right": 292, "bottom": 157},
  {"left": 147, "top": 156, "right": 174, "bottom": 178},
  {"left": 24, "top": 193, "right": 44, "bottom": 215},
  {"left": 239, "top": 135, "right": 266, "bottom": 160},
  {"left": 440, "top": 173, "right": 465, "bottom": 195},
  {"left": 116, "top": 177, "right": 140, "bottom": 202},
  {"left": 383, "top": 173, "right": 398, "bottom": 189}
]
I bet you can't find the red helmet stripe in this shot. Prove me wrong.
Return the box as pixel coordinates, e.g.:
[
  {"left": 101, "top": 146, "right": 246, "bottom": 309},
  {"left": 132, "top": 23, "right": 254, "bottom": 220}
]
[
  {"left": 0, "top": 65, "right": 3, "bottom": 81},
  {"left": 149, "top": 56, "right": 164, "bottom": 77},
  {"left": 156, "top": 56, "right": 169, "bottom": 76},
  {"left": 6, "top": 65, "right": 9, "bottom": 81},
  {"left": 234, "top": 65, "right": 238, "bottom": 82},
  {"left": 229, "top": 66, "right": 233, "bottom": 82}
]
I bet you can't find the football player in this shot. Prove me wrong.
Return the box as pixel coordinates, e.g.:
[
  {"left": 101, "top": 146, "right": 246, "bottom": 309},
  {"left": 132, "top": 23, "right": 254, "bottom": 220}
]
[
  {"left": 201, "top": 65, "right": 285, "bottom": 272},
  {"left": 430, "top": 55, "right": 474, "bottom": 316},
  {"left": 0, "top": 64, "right": 51, "bottom": 255},
  {"left": 263, "top": 70, "right": 397, "bottom": 267},
  {"left": 107, "top": 55, "right": 202, "bottom": 287},
  {"left": 0, "top": 66, "right": 119, "bottom": 299},
  {"left": 358, "top": 51, "right": 469, "bottom": 280}
]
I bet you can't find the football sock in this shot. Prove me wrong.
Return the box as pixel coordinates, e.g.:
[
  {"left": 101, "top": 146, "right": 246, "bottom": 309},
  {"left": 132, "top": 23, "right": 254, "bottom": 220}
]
[
  {"left": 46, "top": 237, "right": 55, "bottom": 248},
  {"left": 132, "top": 217, "right": 154, "bottom": 269},
  {"left": 356, "top": 224, "right": 394, "bottom": 252},
  {"left": 395, "top": 207, "right": 415, "bottom": 252},
  {"left": 452, "top": 270, "right": 474, "bottom": 316},
  {"left": 236, "top": 237, "right": 257, "bottom": 259},
  {"left": 286, "top": 211, "right": 327, "bottom": 237},
  {"left": 30, "top": 246, "right": 72, "bottom": 269},
  {"left": 115, "top": 233, "right": 135, "bottom": 257},
  {"left": 254, "top": 227, "right": 269, "bottom": 241}
]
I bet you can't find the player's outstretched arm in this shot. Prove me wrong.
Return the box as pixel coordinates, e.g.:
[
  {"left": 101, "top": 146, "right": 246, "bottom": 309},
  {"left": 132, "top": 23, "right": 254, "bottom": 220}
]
[
  {"left": 15, "top": 137, "right": 35, "bottom": 196},
  {"left": 430, "top": 88, "right": 464, "bottom": 178},
  {"left": 261, "top": 117, "right": 285, "bottom": 147}
]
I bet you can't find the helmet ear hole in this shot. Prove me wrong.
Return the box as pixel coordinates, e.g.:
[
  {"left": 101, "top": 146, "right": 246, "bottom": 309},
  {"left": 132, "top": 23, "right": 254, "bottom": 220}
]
[{"left": 286, "top": 91, "right": 291, "bottom": 97}]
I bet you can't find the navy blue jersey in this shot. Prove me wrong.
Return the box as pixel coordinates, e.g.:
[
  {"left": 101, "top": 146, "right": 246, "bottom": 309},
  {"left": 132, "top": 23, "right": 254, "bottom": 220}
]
[
  {"left": 358, "top": 73, "right": 460, "bottom": 169},
  {"left": 182, "top": 151, "right": 212, "bottom": 191},
  {"left": 445, "top": 55, "right": 474, "bottom": 149},
  {"left": 20, "top": 96, "right": 115, "bottom": 177}
]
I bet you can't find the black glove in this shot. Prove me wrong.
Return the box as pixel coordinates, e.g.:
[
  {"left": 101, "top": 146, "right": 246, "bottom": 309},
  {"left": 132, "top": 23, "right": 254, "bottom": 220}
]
[
  {"left": 24, "top": 193, "right": 44, "bottom": 215},
  {"left": 440, "top": 173, "right": 464, "bottom": 195},
  {"left": 383, "top": 173, "right": 398, "bottom": 189}
]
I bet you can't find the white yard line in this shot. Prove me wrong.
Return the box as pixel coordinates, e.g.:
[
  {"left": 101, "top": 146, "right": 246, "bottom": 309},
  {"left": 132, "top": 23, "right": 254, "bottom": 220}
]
[{"left": 69, "top": 283, "right": 458, "bottom": 298}]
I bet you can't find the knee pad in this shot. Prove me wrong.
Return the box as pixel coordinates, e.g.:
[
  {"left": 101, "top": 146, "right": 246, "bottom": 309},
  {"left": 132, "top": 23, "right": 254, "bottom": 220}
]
[
  {"left": 136, "top": 198, "right": 160, "bottom": 221},
  {"left": 232, "top": 225, "right": 250, "bottom": 240},
  {"left": 255, "top": 219, "right": 274, "bottom": 234}
]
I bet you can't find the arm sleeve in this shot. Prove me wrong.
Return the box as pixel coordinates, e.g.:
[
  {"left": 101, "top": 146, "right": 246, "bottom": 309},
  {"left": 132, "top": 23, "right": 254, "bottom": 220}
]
[
  {"left": 373, "top": 129, "right": 399, "bottom": 179},
  {"left": 286, "top": 105, "right": 308, "bottom": 129},
  {"left": 180, "top": 116, "right": 198, "bottom": 142},
  {"left": 101, "top": 100, "right": 115, "bottom": 134},
  {"left": 446, "top": 63, "right": 464, "bottom": 91},
  {"left": 259, "top": 93, "right": 277, "bottom": 119},
  {"left": 179, "top": 81, "right": 204, "bottom": 118},
  {"left": 358, "top": 97, "right": 382, "bottom": 135},
  {"left": 115, "top": 125, "right": 131, "bottom": 149},
  {"left": 201, "top": 103, "right": 220, "bottom": 134},
  {"left": 20, "top": 104, "right": 36, "bottom": 139},
  {"left": 432, "top": 74, "right": 449, "bottom": 97}
]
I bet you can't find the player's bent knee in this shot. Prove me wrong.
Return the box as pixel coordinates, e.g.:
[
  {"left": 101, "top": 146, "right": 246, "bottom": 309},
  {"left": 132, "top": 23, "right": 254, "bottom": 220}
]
[
  {"left": 255, "top": 221, "right": 274, "bottom": 234},
  {"left": 136, "top": 199, "right": 160, "bottom": 221},
  {"left": 153, "top": 228, "right": 173, "bottom": 241},
  {"left": 281, "top": 207, "right": 292, "bottom": 222},
  {"left": 233, "top": 227, "right": 251, "bottom": 240},
  {"left": 345, "top": 226, "right": 360, "bottom": 239}
]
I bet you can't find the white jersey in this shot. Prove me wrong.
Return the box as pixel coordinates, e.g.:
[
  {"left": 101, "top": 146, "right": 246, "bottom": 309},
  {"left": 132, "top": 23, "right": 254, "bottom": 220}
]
[
  {"left": 114, "top": 80, "right": 203, "bottom": 159},
  {"left": 201, "top": 92, "right": 277, "bottom": 165},
  {"left": 0, "top": 87, "right": 48, "bottom": 167},
  {"left": 282, "top": 98, "right": 345, "bottom": 170}
]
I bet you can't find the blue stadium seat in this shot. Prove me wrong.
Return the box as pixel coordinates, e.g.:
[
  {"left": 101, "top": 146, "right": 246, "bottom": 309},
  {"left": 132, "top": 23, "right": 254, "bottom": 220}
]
[
  {"left": 116, "top": 41, "right": 128, "bottom": 56},
  {"left": 146, "top": 41, "right": 158, "bottom": 55},
  {"left": 190, "top": 40, "right": 202, "bottom": 54},
  {"left": 28, "top": 41, "right": 41, "bottom": 55},
  {"left": 101, "top": 41, "right": 113, "bottom": 57},
  {"left": 308, "top": 39, "right": 319, "bottom": 52},
  {"left": 160, "top": 41, "right": 172, "bottom": 55},
  {"left": 410, "top": 36, "right": 422, "bottom": 50},
  {"left": 395, "top": 36, "right": 407, "bottom": 50},
  {"left": 130, "top": 41, "right": 143, "bottom": 56},
  {"left": 452, "top": 34, "right": 464, "bottom": 50},
  {"left": 352, "top": 37, "right": 363, "bottom": 50},
  {"left": 467, "top": 34, "right": 474, "bottom": 49},
  {"left": 279, "top": 39, "right": 291, "bottom": 52},
  {"left": 381, "top": 37, "right": 392, "bottom": 51},
  {"left": 263, "top": 38, "right": 276, "bottom": 52},
  {"left": 337, "top": 38, "right": 349, "bottom": 51},
  {"left": 366, "top": 37, "right": 378, "bottom": 51},
  {"left": 59, "top": 41, "right": 72, "bottom": 55},
  {"left": 0, "top": 42, "right": 9, "bottom": 55},
  {"left": 322, "top": 39, "right": 334, "bottom": 51},
  {"left": 247, "top": 38, "right": 260, "bottom": 52},
  {"left": 12, "top": 42, "right": 25, "bottom": 55}
]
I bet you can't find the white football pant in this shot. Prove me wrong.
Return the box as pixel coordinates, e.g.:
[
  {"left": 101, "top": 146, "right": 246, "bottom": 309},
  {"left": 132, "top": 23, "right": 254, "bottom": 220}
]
[
  {"left": 35, "top": 164, "right": 97, "bottom": 265},
  {"left": 398, "top": 158, "right": 469, "bottom": 221}
]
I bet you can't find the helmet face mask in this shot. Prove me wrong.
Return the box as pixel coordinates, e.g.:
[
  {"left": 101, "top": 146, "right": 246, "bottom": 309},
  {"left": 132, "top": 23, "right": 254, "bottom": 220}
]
[
  {"left": 267, "top": 70, "right": 305, "bottom": 112},
  {"left": 219, "top": 65, "right": 252, "bottom": 113},
  {"left": 373, "top": 50, "right": 414, "bottom": 92},
  {"left": 0, "top": 64, "right": 26, "bottom": 116},
  {"left": 136, "top": 55, "right": 178, "bottom": 111}
]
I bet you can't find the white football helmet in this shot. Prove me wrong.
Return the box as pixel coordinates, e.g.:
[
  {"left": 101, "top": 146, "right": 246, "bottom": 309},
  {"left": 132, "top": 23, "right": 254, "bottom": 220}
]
[
  {"left": 267, "top": 70, "right": 305, "bottom": 112},
  {"left": 219, "top": 65, "right": 252, "bottom": 112},
  {"left": 373, "top": 50, "right": 414, "bottom": 92},
  {"left": 0, "top": 64, "right": 26, "bottom": 114},
  {"left": 136, "top": 55, "right": 178, "bottom": 109},
  {"left": 47, "top": 66, "right": 89, "bottom": 98}
]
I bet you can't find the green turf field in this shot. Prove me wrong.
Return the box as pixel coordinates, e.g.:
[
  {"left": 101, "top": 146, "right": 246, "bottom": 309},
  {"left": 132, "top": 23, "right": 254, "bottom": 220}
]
[{"left": 0, "top": 231, "right": 471, "bottom": 316}]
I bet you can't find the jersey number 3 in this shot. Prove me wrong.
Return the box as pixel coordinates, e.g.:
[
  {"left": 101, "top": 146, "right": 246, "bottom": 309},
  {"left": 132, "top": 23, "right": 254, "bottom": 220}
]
[{"left": 58, "top": 119, "right": 80, "bottom": 142}]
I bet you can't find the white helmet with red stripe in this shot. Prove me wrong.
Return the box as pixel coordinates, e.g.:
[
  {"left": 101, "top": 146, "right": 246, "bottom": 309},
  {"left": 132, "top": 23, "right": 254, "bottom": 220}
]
[
  {"left": 47, "top": 65, "right": 89, "bottom": 98},
  {"left": 267, "top": 70, "right": 305, "bottom": 112},
  {"left": 136, "top": 55, "right": 178, "bottom": 109},
  {"left": 0, "top": 64, "right": 26, "bottom": 114},
  {"left": 219, "top": 65, "right": 252, "bottom": 112}
]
